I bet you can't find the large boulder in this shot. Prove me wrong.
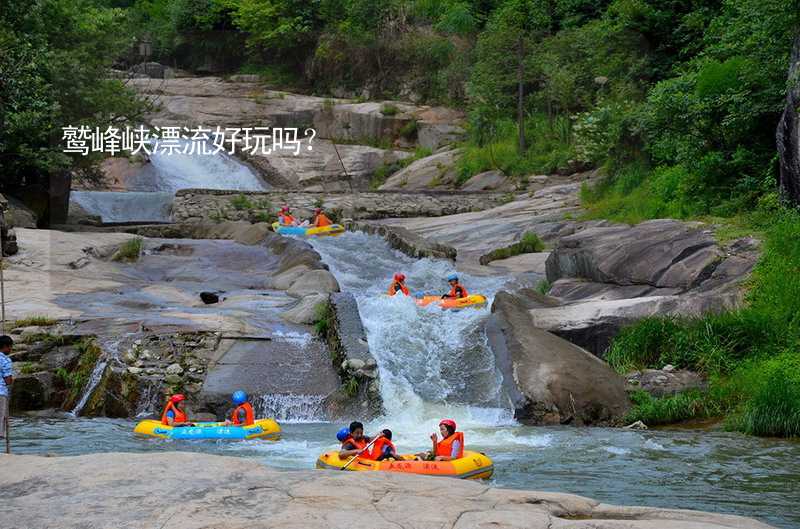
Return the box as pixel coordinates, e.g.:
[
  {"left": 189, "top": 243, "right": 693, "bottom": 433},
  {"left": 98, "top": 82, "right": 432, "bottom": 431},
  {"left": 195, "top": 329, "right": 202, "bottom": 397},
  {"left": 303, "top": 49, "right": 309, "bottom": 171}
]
[
  {"left": 778, "top": 34, "right": 800, "bottom": 205},
  {"left": 10, "top": 372, "right": 55, "bottom": 411},
  {"left": 488, "top": 291, "right": 630, "bottom": 425},
  {"left": 379, "top": 149, "right": 461, "bottom": 190},
  {"left": 286, "top": 269, "right": 340, "bottom": 298},
  {"left": 0, "top": 452, "right": 775, "bottom": 529}
]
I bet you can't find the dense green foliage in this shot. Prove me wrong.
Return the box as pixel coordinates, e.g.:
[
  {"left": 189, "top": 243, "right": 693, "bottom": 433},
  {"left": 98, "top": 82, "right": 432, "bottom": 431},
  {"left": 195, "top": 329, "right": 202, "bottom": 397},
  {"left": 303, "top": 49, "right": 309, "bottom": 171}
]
[
  {"left": 0, "top": 0, "right": 146, "bottom": 204},
  {"left": 480, "top": 231, "right": 545, "bottom": 264}
]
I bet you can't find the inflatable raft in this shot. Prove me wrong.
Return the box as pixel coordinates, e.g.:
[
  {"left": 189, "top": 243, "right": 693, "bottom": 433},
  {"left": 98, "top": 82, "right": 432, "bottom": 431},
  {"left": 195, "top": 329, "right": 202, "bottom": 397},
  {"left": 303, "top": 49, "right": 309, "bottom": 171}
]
[
  {"left": 415, "top": 294, "right": 488, "bottom": 310},
  {"left": 134, "top": 418, "right": 281, "bottom": 441},
  {"left": 316, "top": 450, "right": 493, "bottom": 479},
  {"left": 272, "top": 222, "right": 345, "bottom": 237}
]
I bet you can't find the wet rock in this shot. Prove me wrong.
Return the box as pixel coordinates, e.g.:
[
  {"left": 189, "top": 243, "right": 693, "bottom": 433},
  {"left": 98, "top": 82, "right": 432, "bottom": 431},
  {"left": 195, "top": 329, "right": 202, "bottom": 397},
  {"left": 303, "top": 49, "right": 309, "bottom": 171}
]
[
  {"left": 164, "top": 374, "right": 183, "bottom": 385},
  {"left": 199, "top": 291, "right": 220, "bottom": 304},
  {"left": 286, "top": 270, "right": 340, "bottom": 298},
  {"left": 488, "top": 291, "right": 630, "bottom": 425},
  {"left": 39, "top": 346, "right": 81, "bottom": 371},
  {"left": 165, "top": 363, "right": 184, "bottom": 376},
  {"left": 624, "top": 420, "right": 648, "bottom": 430},
  {"left": 380, "top": 149, "right": 461, "bottom": 190},
  {"left": 10, "top": 373, "right": 54, "bottom": 411},
  {"left": 625, "top": 369, "right": 707, "bottom": 398},
  {"left": 281, "top": 293, "right": 328, "bottom": 325},
  {"left": 127, "top": 367, "right": 143, "bottom": 375},
  {"left": 343, "top": 359, "right": 365, "bottom": 371},
  {"left": 350, "top": 222, "right": 456, "bottom": 260},
  {"left": 778, "top": 34, "right": 800, "bottom": 205},
  {"left": 0, "top": 452, "right": 775, "bottom": 529},
  {"left": 460, "top": 170, "right": 510, "bottom": 191}
]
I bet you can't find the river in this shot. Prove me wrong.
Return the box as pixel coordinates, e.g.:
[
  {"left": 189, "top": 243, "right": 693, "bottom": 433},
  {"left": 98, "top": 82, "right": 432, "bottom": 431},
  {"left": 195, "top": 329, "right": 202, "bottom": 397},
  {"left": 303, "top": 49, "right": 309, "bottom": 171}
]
[{"left": 12, "top": 232, "right": 800, "bottom": 529}]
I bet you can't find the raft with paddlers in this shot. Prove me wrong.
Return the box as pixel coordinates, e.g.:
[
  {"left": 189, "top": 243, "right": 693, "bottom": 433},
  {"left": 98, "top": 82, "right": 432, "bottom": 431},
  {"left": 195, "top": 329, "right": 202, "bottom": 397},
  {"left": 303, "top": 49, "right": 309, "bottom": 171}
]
[
  {"left": 133, "top": 418, "right": 281, "bottom": 440},
  {"left": 316, "top": 450, "right": 493, "bottom": 479},
  {"left": 414, "top": 294, "right": 488, "bottom": 310},
  {"left": 271, "top": 221, "right": 345, "bottom": 237}
]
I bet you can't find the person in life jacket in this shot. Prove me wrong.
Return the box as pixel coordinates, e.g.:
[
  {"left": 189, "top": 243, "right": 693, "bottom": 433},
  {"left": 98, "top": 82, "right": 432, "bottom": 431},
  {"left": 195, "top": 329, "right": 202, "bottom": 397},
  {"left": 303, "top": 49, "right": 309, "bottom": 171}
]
[
  {"left": 312, "top": 208, "right": 333, "bottom": 227},
  {"left": 338, "top": 421, "right": 375, "bottom": 459},
  {"left": 160, "top": 394, "right": 193, "bottom": 427},
  {"left": 387, "top": 273, "right": 410, "bottom": 296},
  {"left": 224, "top": 390, "right": 255, "bottom": 426},
  {"left": 417, "top": 419, "right": 464, "bottom": 461},
  {"left": 441, "top": 273, "right": 468, "bottom": 299},
  {"left": 278, "top": 206, "right": 297, "bottom": 226},
  {"left": 370, "top": 429, "right": 400, "bottom": 461}
]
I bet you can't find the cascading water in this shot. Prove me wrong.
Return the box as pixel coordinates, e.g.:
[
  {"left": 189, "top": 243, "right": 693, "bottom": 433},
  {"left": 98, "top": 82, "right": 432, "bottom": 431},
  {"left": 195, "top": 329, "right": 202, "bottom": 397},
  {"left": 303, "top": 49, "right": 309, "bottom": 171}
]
[
  {"left": 71, "top": 360, "right": 108, "bottom": 416},
  {"left": 71, "top": 139, "right": 269, "bottom": 223},
  {"left": 310, "top": 232, "right": 517, "bottom": 445},
  {"left": 255, "top": 394, "right": 327, "bottom": 423}
]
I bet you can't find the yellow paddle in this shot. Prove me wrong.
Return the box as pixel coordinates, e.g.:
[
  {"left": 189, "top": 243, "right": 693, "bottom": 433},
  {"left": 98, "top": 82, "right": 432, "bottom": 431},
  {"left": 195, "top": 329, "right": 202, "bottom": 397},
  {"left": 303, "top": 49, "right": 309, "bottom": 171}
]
[{"left": 341, "top": 435, "right": 381, "bottom": 471}]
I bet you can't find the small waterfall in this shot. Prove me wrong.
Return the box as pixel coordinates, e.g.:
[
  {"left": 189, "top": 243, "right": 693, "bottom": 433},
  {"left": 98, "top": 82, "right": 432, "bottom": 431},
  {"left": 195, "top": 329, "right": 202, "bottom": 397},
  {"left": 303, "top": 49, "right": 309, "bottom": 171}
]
[
  {"left": 70, "top": 360, "right": 108, "bottom": 416},
  {"left": 255, "top": 394, "right": 326, "bottom": 423},
  {"left": 71, "top": 139, "right": 269, "bottom": 224},
  {"left": 71, "top": 191, "right": 173, "bottom": 224},
  {"left": 134, "top": 381, "right": 163, "bottom": 418}
]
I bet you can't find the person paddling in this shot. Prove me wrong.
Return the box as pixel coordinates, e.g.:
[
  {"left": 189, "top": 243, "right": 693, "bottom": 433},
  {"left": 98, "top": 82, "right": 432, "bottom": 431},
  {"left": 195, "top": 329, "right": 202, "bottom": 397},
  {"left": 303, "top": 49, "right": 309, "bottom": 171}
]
[
  {"left": 312, "top": 208, "right": 333, "bottom": 227},
  {"left": 387, "top": 273, "right": 410, "bottom": 296},
  {"left": 442, "top": 274, "right": 468, "bottom": 299},
  {"left": 160, "top": 394, "right": 193, "bottom": 427},
  {"left": 338, "top": 421, "right": 383, "bottom": 459},
  {"left": 370, "top": 429, "right": 400, "bottom": 461},
  {"left": 224, "top": 390, "right": 255, "bottom": 426},
  {"left": 417, "top": 419, "right": 464, "bottom": 461}
]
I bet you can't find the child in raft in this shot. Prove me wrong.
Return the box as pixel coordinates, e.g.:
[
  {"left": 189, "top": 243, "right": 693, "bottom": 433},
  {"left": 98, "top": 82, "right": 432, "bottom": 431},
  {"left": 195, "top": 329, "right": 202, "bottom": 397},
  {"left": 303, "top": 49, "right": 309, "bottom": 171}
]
[
  {"left": 312, "top": 208, "right": 333, "bottom": 227},
  {"left": 160, "top": 394, "right": 194, "bottom": 427},
  {"left": 415, "top": 419, "right": 464, "bottom": 461},
  {"left": 441, "top": 274, "right": 468, "bottom": 299},
  {"left": 337, "top": 424, "right": 400, "bottom": 461}
]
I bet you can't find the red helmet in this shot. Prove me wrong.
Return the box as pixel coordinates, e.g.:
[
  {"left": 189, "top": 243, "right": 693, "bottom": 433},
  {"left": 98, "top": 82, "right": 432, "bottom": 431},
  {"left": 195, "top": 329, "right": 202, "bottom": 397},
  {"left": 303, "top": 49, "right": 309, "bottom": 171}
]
[
  {"left": 315, "top": 208, "right": 322, "bottom": 214},
  {"left": 439, "top": 419, "right": 457, "bottom": 431},
  {"left": 281, "top": 205, "right": 290, "bottom": 212},
  {"left": 170, "top": 394, "right": 186, "bottom": 404},
  {"left": 394, "top": 273, "right": 406, "bottom": 282}
]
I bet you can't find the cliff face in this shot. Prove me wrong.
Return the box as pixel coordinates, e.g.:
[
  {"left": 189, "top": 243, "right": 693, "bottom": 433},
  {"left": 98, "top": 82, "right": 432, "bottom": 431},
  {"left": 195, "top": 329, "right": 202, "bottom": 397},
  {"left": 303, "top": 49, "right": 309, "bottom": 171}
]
[{"left": 778, "top": 34, "right": 800, "bottom": 205}]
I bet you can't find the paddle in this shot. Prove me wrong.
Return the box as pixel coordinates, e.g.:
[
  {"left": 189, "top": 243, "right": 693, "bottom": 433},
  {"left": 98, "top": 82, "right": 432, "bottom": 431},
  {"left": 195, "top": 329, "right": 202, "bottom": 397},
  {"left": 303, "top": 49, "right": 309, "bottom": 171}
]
[
  {"left": 341, "top": 435, "right": 381, "bottom": 471},
  {"left": 5, "top": 416, "right": 9, "bottom": 454}
]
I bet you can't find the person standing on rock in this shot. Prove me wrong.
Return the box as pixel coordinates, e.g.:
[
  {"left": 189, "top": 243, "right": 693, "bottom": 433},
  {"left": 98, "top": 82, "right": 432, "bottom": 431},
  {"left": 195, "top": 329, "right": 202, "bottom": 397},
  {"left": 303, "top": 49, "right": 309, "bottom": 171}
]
[
  {"left": 0, "top": 335, "right": 13, "bottom": 443},
  {"left": 160, "top": 394, "right": 193, "bottom": 427},
  {"left": 312, "top": 208, "right": 333, "bottom": 228},
  {"left": 387, "top": 273, "right": 410, "bottom": 296},
  {"left": 441, "top": 274, "right": 468, "bottom": 299}
]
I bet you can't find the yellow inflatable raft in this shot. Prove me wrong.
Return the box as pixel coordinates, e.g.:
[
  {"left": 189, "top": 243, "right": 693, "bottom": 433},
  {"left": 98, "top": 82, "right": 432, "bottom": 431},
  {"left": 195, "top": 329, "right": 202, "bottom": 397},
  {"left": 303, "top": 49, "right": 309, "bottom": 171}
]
[
  {"left": 271, "top": 222, "right": 345, "bottom": 237},
  {"left": 316, "top": 450, "right": 493, "bottom": 480},
  {"left": 415, "top": 294, "right": 488, "bottom": 310},
  {"left": 134, "top": 418, "right": 281, "bottom": 440}
]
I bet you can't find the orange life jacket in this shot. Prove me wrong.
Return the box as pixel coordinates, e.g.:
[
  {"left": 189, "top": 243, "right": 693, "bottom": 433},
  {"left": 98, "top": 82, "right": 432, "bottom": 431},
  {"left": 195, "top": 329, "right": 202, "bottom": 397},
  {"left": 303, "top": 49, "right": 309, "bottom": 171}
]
[
  {"left": 314, "top": 213, "right": 333, "bottom": 227},
  {"left": 231, "top": 402, "right": 255, "bottom": 426},
  {"left": 161, "top": 402, "right": 187, "bottom": 425},
  {"left": 387, "top": 281, "right": 410, "bottom": 296},
  {"left": 342, "top": 435, "right": 369, "bottom": 454},
  {"left": 368, "top": 437, "right": 397, "bottom": 460},
  {"left": 448, "top": 284, "right": 469, "bottom": 299},
  {"left": 435, "top": 431, "right": 464, "bottom": 459},
  {"left": 280, "top": 214, "right": 296, "bottom": 225}
]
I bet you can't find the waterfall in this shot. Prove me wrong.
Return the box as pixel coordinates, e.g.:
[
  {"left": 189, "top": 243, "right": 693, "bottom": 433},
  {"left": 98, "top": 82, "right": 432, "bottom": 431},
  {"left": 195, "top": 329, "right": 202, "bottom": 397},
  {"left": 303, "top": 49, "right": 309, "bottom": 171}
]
[
  {"left": 134, "top": 380, "right": 164, "bottom": 418},
  {"left": 71, "top": 139, "right": 269, "bottom": 223},
  {"left": 70, "top": 360, "right": 108, "bottom": 416},
  {"left": 310, "top": 232, "right": 516, "bottom": 434},
  {"left": 255, "top": 394, "right": 326, "bottom": 423}
]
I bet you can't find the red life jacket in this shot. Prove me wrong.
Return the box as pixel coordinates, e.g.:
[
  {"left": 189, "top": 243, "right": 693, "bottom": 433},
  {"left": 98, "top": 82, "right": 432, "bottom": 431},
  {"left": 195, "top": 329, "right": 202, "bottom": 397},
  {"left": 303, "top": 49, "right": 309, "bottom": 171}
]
[
  {"left": 368, "top": 437, "right": 397, "bottom": 460},
  {"left": 342, "top": 435, "right": 369, "bottom": 454},
  {"left": 279, "top": 214, "right": 296, "bottom": 225},
  {"left": 314, "top": 213, "right": 333, "bottom": 227},
  {"left": 435, "top": 431, "right": 464, "bottom": 459},
  {"left": 161, "top": 402, "right": 187, "bottom": 425},
  {"left": 231, "top": 402, "right": 255, "bottom": 426},
  {"left": 448, "top": 283, "right": 468, "bottom": 299},
  {"left": 388, "top": 281, "right": 410, "bottom": 296}
]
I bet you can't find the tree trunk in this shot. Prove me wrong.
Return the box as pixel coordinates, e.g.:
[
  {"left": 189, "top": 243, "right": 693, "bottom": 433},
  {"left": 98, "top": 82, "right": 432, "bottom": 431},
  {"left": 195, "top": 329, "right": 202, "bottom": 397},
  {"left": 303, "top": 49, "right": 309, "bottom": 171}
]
[
  {"left": 517, "top": 37, "right": 526, "bottom": 154},
  {"left": 777, "top": 34, "right": 800, "bottom": 205}
]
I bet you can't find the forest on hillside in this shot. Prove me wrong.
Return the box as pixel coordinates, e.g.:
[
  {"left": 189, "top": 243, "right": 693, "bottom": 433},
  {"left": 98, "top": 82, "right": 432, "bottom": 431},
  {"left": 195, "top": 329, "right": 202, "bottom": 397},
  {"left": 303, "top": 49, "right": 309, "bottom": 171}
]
[{"left": 2, "top": 0, "right": 800, "bottom": 437}]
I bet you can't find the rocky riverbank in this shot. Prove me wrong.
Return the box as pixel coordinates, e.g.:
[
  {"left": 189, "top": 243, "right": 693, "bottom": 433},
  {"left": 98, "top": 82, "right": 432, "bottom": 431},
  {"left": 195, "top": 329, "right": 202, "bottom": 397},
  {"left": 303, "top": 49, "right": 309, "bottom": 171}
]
[{"left": 0, "top": 452, "right": 775, "bottom": 529}]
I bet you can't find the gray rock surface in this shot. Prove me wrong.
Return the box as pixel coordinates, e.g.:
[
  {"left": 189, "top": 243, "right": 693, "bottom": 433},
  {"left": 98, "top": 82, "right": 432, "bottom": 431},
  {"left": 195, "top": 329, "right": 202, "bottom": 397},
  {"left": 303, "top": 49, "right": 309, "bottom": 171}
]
[
  {"left": 460, "top": 169, "right": 511, "bottom": 191},
  {"left": 380, "top": 148, "right": 461, "bottom": 189},
  {"left": 281, "top": 293, "right": 328, "bottom": 324},
  {"left": 349, "top": 222, "right": 456, "bottom": 260},
  {"left": 626, "top": 368, "right": 707, "bottom": 398},
  {"left": 0, "top": 452, "right": 773, "bottom": 529},
  {"left": 489, "top": 291, "right": 630, "bottom": 425},
  {"left": 778, "top": 34, "right": 800, "bottom": 205}
]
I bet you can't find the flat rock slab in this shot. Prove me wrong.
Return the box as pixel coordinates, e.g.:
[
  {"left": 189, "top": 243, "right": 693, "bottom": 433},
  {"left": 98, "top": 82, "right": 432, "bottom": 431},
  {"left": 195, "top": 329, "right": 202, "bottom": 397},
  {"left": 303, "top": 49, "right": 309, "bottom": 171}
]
[{"left": 0, "top": 452, "right": 773, "bottom": 529}]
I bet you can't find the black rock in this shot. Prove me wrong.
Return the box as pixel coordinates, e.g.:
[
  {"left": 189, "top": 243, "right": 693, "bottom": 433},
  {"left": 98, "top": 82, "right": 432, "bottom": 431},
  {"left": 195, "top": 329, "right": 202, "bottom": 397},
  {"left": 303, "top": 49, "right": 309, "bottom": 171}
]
[{"left": 200, "top": 292, "right": 220, "bottom": 304}]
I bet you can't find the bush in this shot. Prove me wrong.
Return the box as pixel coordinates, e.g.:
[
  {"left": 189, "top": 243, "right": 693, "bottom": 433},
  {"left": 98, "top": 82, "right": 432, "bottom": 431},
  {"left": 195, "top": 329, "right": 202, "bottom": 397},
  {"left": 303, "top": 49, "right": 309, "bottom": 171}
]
[
  {"left": 480, "top": 231, "right": 545, "bottom": 264},
  {"left": 231, "top": 194, "right": 254, "bottom": 210},
  {"left": 380, "top": 103, "right": 399, "bottom": 116},
  {"left": 624, "top": 390, "right": 720, "bottom": 426},
  {"left": 112, "top": 238, "right": 143, "bottom": 262}
]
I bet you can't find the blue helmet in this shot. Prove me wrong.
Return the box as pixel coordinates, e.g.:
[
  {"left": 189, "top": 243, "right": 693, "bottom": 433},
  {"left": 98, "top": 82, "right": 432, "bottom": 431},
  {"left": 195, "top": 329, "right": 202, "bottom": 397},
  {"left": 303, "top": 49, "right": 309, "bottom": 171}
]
[
  {"left": 232, "top": 390, "right": 248, "bottom": 405},
  {"left": 447, "top": 273, "right": 459, "bottom": 282},
  {"left": 336, "top": 427, "right": 351, "bottom": 442}
]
